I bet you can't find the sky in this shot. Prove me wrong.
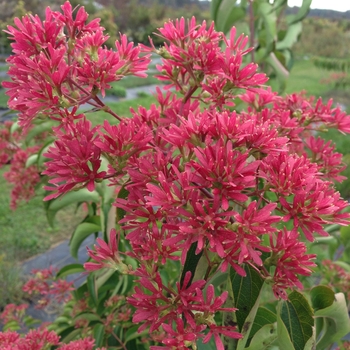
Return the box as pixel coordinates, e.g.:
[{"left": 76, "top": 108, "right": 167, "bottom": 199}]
[{"left": 288, "top": 0, "right": 350, "bottom": 12}]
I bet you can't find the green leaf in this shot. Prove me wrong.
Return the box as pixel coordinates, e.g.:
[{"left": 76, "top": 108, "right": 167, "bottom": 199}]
[
  {"left": 213, "top": 0, "right": 245, "bottom": 35},
  {"left": 286, "top": 0, "right": 312, "bottom": 25},
  {"left": 59, "top": 327, "right": 81, "bottom": 343},
  {"left": 230, "top": 264, "right": 264, "bottom": 333},
  {"left": 74, "top": 312, "right": 101, "bottom": 323},
  {"left": 53, "top": 316, "right": 71, "bottom": 324},
  {"left": 116, "top": 184, "right": 129, "bottom": 223},
  {"left": 93, "top": 323, "right": 105, "bottom": 348},
  {"left": 310, "top": 285, "right": 334, "bottom": 312},
  {"left": 248, "top": 307, "right": 277, "bottom": 343},
  {"left": 276, "top": 22, "right": 302, "bottom": 50},
  {"left": 340, "top": 224, "right": 350, "bottom": 241},
  {"left": 25, "top": 154, "right": 38, "bottom": 168},
  {"left": 3, "top": 320, "right": 20, "bottom": 331},
  {"left": 56, "top": 263, "right": 85, "bottom": 279},
  {"left": 24, "top": 119, "right": 56, "bottom": 145},
  {"left": 48, "top": 188, "right": 100, "bottom": 212},
  {"left": 46, "top": 188, "right": 100, "bottom": 226},
  {"left": 36, "top": 139, "right": 54, "bottom": 167},
  {"left": 180, "top": 242, "right": 203, "bottom": 287},
  {"left": 125, "top": 325, "right": 148, "bottom": 343},
  {"left": 87, "top": 274, "right": 98, "bottom": 306},
  {"left": 278, "top": 290, "right": 315, "bottom": 350},
  {"left": 258, "top": 2, "right": 277, "bottom": 56},
  {"left": 69, "top": 222, "right": 101, "bottom": 259},
  {"left": 10, "top": 120, "right": 20, "bottom": 134},
  {"left": 245, "top": 323, "right": 277, "bottom": 350},
  {"left": 311, "top": 288, "right": 350, "bottom": 349},
  {"left": 211, "top": 0, "right": 222, "bottom": 21},
  {"left": 277, "top": 312, "right": 297, "bottom": 350}
]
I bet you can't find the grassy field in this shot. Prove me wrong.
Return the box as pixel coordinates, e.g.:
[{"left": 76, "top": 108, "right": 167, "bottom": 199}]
[{"left": 0, "top": 168, "right": 85, "bottom": 262}]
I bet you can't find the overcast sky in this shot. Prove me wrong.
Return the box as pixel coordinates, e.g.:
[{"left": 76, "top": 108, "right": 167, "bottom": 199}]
[{"left": 288, "top": 0, "right": 350, "bottom": 12}]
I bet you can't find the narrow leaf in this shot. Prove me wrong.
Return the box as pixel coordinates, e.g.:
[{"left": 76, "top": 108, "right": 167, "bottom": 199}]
[
  {"left": 287, "top": 0, "right": 312, "bottom": 25},
  {"left": 69, "top": 222, "right": 101, "bottom": 259},
  {"left": 230, "top": 264, "right": 264, "bottom": 333},
  {"left": 87, "top": 274, "right": 98, "bottom": 306},
  {"left": 56, "top": 263, "right": 85, "bottom": 279},
  {"left": 93, "top": 323, "right": 105, "bottom": 348},
  {"left": 276, "top": 22, "right": 302, "bottom": 50}
]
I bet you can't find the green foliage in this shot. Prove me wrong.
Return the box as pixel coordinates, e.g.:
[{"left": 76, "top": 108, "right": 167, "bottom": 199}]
[
  {"left": 311, "top": 286, "right": 350, "bottom": 349},
  {"left": 277, "top": 291, "right": 314, "bottom": 350},
  {"left": 211, "top": 0, "right": 311, "bottom": 92}
]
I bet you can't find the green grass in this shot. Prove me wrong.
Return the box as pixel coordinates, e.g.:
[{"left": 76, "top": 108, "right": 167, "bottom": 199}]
[
  {"left": 0, "top": 89, "right": 8, "bottom": 109},
  {"left": 0, "top": 167, "right": 85, "bottom": 262},
  {"left": 267, "top": 58, "right": 334, "bottom": 97},
  {"left": 82, "top": 94, "right": 157, "bottom": 125},
  {"left": 285, "top": 58, "right": 332, "bottom": 96},
  {"left": 115, "top": 74, "right": 161, "bottom": 89}
]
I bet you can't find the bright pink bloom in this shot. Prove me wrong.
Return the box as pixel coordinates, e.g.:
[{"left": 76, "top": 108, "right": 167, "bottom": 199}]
[
  {"left": 270, "top": 229, "right": 317, "bottom": 299},
  {"left": 42, "top": 118, "right": 106, "bottom": 200},
  {"left": 3, "top": 147, "right": 41, "bottom": 209},
  {"left": 84, "top": 228, "right": 130, "bottom": 273},
  {"left": 202, "top": 324, "right": 242, "bottom": 350}
]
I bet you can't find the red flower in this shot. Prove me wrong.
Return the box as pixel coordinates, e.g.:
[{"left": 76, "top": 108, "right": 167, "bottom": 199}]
[
  {"left": 269, "top": 229, "right": 316, "bottom": 299},
  {"left": 84, "top": 229, "right": 130, "bottom": 273},
  {"left": 202, "top": 324, "right": 242, "bottom": 350},
  {"left": 42, "top": 118, "right": 106, "bottom": 200}
]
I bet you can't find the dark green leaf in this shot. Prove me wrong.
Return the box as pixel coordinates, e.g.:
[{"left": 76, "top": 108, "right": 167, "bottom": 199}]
[
  {"left": 214, "top": 0, "right": 244, "bottom": 35},
  {"left": 248, "top": 307, "right": 277, "bottom": 343},
  {"left": 59, "top": 327, "right": 81, "bottom": 343},
  {"left": 245, "top": 323, "right": 278, "bottom": 350},
  {"left": 69, "top": 222, "right": 101, "bottom": 259},
  {"left": 230, "top": 264, "right": 264, "bottom": 332},
  {"left": 310, "top": 285, "right": 334, "bottom": 312},
  {"left": 93, "top": 323, "right": 105, "bottom": 348},
  {"left": 180, "top": 242, "right": 203, "bottom": 288},
  {"left": 87, "top": 274, "right": 98, "bottom": 306},
  {"left": 56, "top": 263, "right": 85, "bottom": 279},
  {"left": 278, "top": 290, "right": 314, "bottom": 350},
  {"left": 211, "top": 0, "right": 222, "bottom": 21},
  {"left": 74, "top": 312, "right": 101, "bottom": 323},
  {"left": 116, "top": 184, "right": 129, "bottom": 223}
]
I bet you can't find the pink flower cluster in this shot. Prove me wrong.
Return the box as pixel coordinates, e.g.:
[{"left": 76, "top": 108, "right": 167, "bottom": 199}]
[
  {"left": 0, "top": 329, "right": 104, "bottom": 350},
  {"left": 3, "top": 1, "right": 150, "bottom": 131},
  {"left": 3, "top": 1, "right": 350, "bottom": 348},
  {"left": 22, "top": 267, "right": 74, "bottom": 309}
]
